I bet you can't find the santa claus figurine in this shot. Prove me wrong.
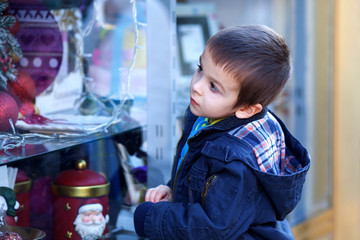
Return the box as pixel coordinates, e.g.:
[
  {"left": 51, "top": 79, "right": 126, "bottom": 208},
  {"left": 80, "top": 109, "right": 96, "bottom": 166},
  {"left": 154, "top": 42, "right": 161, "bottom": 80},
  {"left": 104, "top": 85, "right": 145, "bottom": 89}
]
[
  {"left": 0, "top": 195, "right": 7, "bottom": 225},
  {"left": 52, "top": 160, "right": 110, "bottom": 240},
  {"left": 73, "top": 199, "right": 109, "bottom": 239},
  {"left": 0, "top": 187, "right": 19, "bottom": 226}
]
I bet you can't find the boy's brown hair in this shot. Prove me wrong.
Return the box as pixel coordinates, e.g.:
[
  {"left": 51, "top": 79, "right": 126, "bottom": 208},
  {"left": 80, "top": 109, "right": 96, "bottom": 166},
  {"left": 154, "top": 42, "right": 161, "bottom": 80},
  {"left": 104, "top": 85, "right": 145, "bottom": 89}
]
[{"left": 206, "top": 25, "right": 291, "bottom": 108}]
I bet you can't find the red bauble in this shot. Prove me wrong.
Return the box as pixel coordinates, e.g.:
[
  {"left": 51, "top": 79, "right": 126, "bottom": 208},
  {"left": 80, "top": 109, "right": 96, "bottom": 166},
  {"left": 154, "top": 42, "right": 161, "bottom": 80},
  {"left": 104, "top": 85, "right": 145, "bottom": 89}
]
[
  {"left": 7, "top": 71, "right": 36, "bottom": 104},
  {"left": 0, "top": 91, "right": 19, "bottom": 132},
  {"left": 19, "top": 101, "right": 35, "bottom": 117}
]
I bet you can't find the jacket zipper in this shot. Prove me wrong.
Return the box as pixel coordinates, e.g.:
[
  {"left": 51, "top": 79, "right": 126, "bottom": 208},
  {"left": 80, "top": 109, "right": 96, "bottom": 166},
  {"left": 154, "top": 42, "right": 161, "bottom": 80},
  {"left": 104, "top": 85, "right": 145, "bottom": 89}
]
[
  {"left": 201, "top": 175, "right": 217, "bottom": 206},
  {"left": 172, "top": 122, "right": 213, "bottom": 195},
  {"left": 172, "top": 131, "right": 200, "bottom": 195},
  {"left": 172, "top": 147, "right": 190, "bottom": 194}
]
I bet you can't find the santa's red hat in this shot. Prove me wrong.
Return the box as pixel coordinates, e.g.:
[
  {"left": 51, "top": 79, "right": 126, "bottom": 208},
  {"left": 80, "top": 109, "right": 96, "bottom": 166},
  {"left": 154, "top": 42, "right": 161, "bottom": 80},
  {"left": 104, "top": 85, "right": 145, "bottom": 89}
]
[{"left": 78, "top": 199, "right": 103, "bottom": 214}]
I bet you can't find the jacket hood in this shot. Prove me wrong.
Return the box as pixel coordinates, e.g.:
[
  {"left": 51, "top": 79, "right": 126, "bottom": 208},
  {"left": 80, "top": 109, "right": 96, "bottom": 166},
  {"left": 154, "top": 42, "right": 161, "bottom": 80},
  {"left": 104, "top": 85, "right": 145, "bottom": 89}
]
[
  {"left": 199, "top": 109, "right": 311, "bottom": 220},
  {"left": 253, "top": 111, "right": 311, "bottom": 219}
]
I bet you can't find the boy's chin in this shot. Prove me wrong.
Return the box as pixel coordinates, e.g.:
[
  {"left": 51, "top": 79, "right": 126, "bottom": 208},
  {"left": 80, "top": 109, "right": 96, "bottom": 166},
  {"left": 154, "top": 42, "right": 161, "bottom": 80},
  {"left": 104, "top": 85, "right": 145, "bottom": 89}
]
[
  {"left": 189, "top": 107, "right": 204, "bottom": 118},
  {"left": 189, "top": 105, "right": 199, "bottom": 115}
]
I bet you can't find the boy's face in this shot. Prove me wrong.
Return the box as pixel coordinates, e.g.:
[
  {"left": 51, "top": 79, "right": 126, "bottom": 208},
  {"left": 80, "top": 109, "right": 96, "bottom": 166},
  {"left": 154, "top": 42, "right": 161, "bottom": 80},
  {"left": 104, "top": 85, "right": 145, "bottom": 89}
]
[{"left": 190, "top": 48, "right": 240, "bottom": 122}]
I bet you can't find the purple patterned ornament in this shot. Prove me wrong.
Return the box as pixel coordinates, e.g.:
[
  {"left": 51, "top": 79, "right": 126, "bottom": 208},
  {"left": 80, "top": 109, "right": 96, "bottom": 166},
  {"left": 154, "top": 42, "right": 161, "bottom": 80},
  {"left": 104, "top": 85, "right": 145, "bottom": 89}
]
[
  {"left": 0, "top": 232, "right": 23, "bottom": 240},
  {"left": 9, "top": 0, "right": 63, "bottom": 96}
]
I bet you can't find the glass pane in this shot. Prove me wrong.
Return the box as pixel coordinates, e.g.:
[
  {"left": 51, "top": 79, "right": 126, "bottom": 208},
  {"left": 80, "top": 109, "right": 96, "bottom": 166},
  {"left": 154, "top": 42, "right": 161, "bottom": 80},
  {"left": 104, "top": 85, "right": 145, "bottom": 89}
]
[
  {"left": 0, "top": 0, "right": 147, "bottom": 163},
  {"left": 0, "top": 0, "right": 148, "bottom": 238}
]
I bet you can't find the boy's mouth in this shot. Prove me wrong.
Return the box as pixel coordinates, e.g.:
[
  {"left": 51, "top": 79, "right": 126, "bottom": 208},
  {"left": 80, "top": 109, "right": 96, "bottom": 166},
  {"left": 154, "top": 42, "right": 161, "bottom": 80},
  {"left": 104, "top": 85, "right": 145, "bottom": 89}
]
[{"left": 190, "top": 97, "right": 199, "bottom": 106}]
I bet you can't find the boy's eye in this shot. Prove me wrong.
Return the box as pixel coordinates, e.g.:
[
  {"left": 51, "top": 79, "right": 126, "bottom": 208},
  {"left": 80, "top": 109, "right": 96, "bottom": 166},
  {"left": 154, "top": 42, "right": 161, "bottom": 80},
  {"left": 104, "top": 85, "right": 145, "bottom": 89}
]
[
  {"left": 197, "top": 64, "right": 203, "bottom": 73},
  {"left": 210, "top": 82, "right": 217, "bottom": 92}
]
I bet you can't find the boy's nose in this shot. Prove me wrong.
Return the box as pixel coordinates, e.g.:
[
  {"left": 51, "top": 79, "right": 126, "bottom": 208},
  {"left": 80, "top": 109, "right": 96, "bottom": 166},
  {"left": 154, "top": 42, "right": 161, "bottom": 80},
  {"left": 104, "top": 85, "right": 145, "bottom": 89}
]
[{"left": 191, "top": 78, "right": 203, "bottom": 95}]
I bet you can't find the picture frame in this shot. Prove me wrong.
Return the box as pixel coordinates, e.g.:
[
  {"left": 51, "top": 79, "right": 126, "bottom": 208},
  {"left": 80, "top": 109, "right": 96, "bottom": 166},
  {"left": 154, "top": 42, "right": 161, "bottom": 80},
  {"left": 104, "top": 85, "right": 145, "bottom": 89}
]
[{"left": 176, "top": 16, "right": 210, "bottom": 76}]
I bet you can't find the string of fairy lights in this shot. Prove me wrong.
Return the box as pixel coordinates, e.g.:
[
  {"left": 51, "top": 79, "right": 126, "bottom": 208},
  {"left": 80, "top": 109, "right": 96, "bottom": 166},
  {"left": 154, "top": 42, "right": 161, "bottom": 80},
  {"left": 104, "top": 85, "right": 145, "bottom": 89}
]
[{"left": 0, "top": 0, "right": 146, "bottom": 154}]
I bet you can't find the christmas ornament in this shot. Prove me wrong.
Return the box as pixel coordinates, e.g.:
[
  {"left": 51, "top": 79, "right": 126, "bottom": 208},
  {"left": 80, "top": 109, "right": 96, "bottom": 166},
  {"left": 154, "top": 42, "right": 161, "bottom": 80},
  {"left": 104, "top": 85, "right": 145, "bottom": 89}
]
[
  {"left": 18, "top": 102, "right": 35, "bottom": 118},
  {"left": 0, "top": 231, "right": 23, "bottom": 240},
  {"left": 7, "top": 71, "right": 35, "bottom": 104},
  {"left": 8, "top": 0, "right": 63, "bottom": 96},
  {"left": 0, "top": 225, "right": 45, "bottom": 240},
  {"left": 0, "top": 91, "right": 19, "bottom": 132},
  {"left": 9, "top": 52, "right": 20, "bottom": 64},
  {"left": 0, "top": 1, "right": 22, "bottom": 90},
  {"left": 73, "top": 198, "right": 108, "bottom": 239},
  {"left": 0, "top": 187, "right": 19, "bottom": 226},
  {"left": 0, "top": 195, "right": 6, "bottom": 225},
  {"left": 52, "top": 160, "right": 109, "bottom": 240}
]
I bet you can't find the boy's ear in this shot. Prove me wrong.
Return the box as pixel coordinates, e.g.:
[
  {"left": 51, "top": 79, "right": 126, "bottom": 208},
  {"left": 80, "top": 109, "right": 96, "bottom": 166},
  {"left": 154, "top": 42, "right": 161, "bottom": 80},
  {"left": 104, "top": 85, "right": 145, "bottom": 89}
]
[{"left": 235, "top": 103, "right": 263, "bottom": 119}]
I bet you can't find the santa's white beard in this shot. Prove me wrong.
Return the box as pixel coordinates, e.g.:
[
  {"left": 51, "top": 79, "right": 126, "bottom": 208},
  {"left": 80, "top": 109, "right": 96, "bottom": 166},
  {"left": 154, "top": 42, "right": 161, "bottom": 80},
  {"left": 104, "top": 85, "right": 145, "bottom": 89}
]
[{"left": 74, "top": 214, "right": 106, "bottom": 239}]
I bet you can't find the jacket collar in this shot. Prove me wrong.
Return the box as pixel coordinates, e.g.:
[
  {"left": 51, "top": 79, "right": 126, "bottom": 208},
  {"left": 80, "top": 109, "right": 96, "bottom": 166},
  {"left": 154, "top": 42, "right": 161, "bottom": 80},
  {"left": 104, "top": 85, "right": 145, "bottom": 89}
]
[{"left": 207, "top": 107, "right": 268, "bottom": 131}]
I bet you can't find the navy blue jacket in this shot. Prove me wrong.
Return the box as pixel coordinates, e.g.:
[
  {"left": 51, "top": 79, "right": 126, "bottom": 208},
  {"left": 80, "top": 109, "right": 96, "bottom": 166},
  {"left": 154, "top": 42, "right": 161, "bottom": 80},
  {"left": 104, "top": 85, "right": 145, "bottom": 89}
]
[{"left": 134, "top": 107, "right": 310, "bottom": 239}]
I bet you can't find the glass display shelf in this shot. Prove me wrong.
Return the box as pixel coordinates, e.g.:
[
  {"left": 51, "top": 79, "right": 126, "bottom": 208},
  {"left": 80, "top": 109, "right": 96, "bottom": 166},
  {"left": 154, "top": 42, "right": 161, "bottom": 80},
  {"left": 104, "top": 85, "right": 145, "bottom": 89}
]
[{"left": 0, "top": 112, "right": 143, "bottom": 166}]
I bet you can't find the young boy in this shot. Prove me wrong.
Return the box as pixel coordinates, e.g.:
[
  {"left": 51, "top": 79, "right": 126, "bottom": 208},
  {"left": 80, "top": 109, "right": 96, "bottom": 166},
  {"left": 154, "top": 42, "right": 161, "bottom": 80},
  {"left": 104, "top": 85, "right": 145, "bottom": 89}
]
[{"left": 134, "top": 25, "right": 310, "bottom": 239}]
